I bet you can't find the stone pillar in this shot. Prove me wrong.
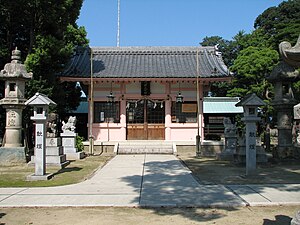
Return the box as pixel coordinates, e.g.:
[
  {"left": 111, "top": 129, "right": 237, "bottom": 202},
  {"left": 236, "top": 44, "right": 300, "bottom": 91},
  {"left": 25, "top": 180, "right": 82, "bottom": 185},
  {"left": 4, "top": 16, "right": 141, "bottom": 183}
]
[
  {"left": 244, "top": 119, "right": 259, "bottom": 175},
  {"left": 34, "top": 120, "right": 46, "bottom": 176}
]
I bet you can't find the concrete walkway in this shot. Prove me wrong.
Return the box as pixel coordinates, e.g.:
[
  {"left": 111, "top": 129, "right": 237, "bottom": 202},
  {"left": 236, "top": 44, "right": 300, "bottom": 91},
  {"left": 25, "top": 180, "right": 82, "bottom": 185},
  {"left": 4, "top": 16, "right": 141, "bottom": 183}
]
[{"left": 0, "top": 155, "right": 299, "bottom": 207}]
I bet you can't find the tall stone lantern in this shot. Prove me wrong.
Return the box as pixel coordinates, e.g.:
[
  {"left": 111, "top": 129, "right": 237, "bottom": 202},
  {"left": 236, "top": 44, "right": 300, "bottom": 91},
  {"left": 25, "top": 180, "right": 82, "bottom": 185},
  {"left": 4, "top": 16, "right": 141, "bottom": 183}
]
[
  {"left": 25, "top": 93, "right": 56, "bottom": 180},
  {"left": 0, "top": 48, "right": 32, "bottom": 163},
  {"left": 236, "top": 93, "right": 266, "bottom": 176},
  {"left": 267, "top": 35, "right": 300, "bottom": 158}
]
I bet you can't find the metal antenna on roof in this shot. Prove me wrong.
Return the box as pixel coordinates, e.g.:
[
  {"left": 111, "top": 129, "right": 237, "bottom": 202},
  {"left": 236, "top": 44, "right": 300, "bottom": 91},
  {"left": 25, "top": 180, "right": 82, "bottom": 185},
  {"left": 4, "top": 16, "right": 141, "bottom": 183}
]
[{"left": 117, "top": 0, "right": 120, "bottom": 47}]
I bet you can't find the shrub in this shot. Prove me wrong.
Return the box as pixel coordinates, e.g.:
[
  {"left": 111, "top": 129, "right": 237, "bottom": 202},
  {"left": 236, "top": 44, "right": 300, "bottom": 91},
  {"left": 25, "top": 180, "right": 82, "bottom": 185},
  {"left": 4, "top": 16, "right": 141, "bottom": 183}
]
[{"left": 76, "top": 135, "right": 84, "bottom": 152}]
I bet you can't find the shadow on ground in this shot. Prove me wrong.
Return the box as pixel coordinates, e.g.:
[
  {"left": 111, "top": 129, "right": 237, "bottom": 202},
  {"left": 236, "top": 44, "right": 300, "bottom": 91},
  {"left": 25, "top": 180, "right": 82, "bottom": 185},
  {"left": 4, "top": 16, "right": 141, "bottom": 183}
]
[
  {"left": 121, "top": 155, "right": 300, "bottom": 223},
  {"left": 121, "top": 158, "right": 240, "bottom": 223},
  {"left": 263, "top": 215, "right": 292, "bottom": 225},
  {"left": 180, "top": 156, "right": 300, "bottom": 185},
  {"left": 52, "top": 167, "right": 82, "bottom": 176},
  {"left": 0, "top": 212, "right": 6, "bottom": 225}
]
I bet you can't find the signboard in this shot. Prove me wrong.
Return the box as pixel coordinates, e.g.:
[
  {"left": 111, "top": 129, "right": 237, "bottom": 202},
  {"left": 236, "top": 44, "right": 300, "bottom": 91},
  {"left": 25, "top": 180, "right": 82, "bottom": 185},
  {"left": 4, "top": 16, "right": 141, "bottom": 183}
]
[{"left": 182, "top": 104, "right": 197, "bottom": 113}]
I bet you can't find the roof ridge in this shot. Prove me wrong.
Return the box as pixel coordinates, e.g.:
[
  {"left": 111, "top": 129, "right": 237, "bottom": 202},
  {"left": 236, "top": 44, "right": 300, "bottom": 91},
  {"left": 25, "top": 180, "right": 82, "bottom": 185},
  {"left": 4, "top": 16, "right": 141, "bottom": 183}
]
[{"left": 91, "top": 46, "right": 214, "bottom": 52}]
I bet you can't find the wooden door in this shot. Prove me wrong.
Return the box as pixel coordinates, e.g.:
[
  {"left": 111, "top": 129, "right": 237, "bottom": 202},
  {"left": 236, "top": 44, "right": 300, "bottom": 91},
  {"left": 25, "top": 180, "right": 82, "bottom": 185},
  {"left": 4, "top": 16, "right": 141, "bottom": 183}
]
[{"left": 126, "top": 99, "right": 165, "bottom": 140}]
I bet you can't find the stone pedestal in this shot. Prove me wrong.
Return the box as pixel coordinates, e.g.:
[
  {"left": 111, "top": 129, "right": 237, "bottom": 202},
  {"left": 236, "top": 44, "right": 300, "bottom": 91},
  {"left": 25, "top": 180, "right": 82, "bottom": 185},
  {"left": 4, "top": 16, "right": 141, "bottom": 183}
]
[
  {"left": 217, "top": 134, "right": 237, "bottom": 161},
  {"left": 235, "top": 137, "right": 267, "bottom": 164},
  {"left": 273, "top": 102, "right": 296, "bottom": 158},
  {"left": 0, "top": 147, "right": 26, "bottom": 164},
  {"left": 30, "top": 137, "right": 69, "bottom": 168},
  {"left": 61, "top": 132, "right": 84, "bottom": 160}
]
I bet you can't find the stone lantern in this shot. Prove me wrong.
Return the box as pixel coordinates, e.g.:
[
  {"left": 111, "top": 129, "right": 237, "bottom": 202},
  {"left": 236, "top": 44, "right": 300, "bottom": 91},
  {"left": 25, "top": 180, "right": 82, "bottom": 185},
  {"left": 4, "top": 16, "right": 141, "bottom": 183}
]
[
  {"left": 0, "top": 48, "right": 32, "bottom": 163},
  {"left": 236, "top": 93, "right": 266, "bottom": 176},
  {"left": 267, "top": 35, "right": 300, "bottom": 158},
  {"left": 25, "top": 93, "right": 56, "bottom": 180}
]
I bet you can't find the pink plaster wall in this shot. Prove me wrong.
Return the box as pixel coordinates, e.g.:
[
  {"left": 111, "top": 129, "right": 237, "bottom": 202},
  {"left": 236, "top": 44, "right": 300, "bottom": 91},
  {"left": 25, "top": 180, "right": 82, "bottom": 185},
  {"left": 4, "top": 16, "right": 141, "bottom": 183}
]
[{"left": 89, "top": 81, "right": 205, "bottom": 142}]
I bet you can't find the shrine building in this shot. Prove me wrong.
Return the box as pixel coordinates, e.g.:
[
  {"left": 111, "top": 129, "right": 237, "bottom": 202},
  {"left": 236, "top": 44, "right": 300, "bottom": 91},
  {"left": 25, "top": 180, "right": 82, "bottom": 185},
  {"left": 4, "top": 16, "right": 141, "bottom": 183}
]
[{"left": 60, "top": 46, "right": 241, "bottom": 144}]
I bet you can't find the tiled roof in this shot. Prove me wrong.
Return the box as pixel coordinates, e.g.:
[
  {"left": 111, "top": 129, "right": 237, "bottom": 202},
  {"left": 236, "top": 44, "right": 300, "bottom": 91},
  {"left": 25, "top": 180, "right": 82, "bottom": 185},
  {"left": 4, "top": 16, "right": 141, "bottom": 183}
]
[{"left": 61, "top": 46, "right": 231, "bottom": 79}]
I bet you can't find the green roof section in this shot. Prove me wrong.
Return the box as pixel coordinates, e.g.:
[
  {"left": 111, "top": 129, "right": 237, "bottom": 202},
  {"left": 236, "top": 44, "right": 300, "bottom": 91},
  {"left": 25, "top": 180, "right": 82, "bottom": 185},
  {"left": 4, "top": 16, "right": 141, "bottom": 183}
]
[{"left": 203, "top": 97, "right": 243, "bottom": 114}]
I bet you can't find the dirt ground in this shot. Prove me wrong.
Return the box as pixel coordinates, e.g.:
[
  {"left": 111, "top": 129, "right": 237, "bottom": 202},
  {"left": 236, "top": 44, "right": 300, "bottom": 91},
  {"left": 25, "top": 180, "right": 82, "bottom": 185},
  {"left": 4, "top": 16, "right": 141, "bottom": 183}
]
[
  {"left": 0, "top": 206, "right": 299, "bottom": 225},
  {"left": 179, "top": 156, "right": 300, "bottom": 184},
  {"left": 0, "top": 155, "right": 299, "bottom": 224}
]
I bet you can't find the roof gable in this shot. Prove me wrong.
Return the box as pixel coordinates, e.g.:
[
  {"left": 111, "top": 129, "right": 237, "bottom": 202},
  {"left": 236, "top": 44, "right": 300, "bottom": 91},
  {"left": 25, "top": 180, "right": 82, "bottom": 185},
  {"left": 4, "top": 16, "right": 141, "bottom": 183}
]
[
  {"left": 25, "top": 93, "right": 56, "bottom": 106},
  {"left": 236, "top": 93, "right": 266, "bottom": 107}
]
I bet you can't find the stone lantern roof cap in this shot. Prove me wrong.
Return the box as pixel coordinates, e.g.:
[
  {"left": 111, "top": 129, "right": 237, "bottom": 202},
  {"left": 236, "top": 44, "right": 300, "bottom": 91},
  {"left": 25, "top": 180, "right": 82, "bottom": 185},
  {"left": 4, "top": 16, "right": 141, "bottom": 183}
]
[
  {"left": 25, "top": 92, "right": 56, "bottom": 106},
  {"left": 0, "top": 47, "right": 33, "bottom": 80},
  {"left": 236, "top": 93, "right": 266, "bottom": 107}
]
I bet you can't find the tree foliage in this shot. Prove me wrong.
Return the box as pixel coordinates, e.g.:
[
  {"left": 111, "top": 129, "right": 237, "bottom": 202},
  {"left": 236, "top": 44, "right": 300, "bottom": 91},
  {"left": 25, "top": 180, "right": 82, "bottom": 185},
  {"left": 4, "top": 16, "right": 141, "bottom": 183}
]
[
  {"left": 228, "top": 47, "right": 279, "bottom": 100},
  {"left": 0, "top": 0, "right": 88, "bottom": 115},
  {"left": 254, "top": 0, "right": 300, "bottom": 49},
  {"left": 200, "top": 0, "right": 299, "bottom": 101}
]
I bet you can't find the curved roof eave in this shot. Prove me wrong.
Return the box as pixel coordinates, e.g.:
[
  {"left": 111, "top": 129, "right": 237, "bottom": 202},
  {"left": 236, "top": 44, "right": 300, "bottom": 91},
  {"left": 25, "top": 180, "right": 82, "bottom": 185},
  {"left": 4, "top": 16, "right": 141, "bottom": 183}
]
[{"left": 60, "top": 46, "right": 232, "bottom": 79}]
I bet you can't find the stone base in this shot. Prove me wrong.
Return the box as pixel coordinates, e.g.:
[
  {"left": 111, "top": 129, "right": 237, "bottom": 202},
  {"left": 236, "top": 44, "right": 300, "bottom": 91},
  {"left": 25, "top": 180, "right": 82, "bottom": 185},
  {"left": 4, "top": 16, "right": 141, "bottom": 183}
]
[
  {"left": 46, "top": 146, "right": 64, "bottom": 156},
  {"left": 65, "top": 152, "right": 85, "bottom": 160},
  {"left": 0, "top": 147, "right": 27, "bottom": 164},
  {"left": 30, "top": 156, "right": 70, "bottom": 168},
  {"left": 26, "top": 173, "right": 54, "bottom": 181},
  {"left": 63, "top": 147, "right": 78, "bottom": 153},
  {"left": 295, "top": 146, "right": 300, "bottom": 158},
  {"left": 277, "top": 146, "right": 296, "bottom": 159},
  {"left": 234, "top": 146, "right": 268, "bottom": 164},
  {"left": 217, "top": 152, "right": 235, "bottom": 161},
  {"left": 29, "top": 138, "right": 69, "bottom": 168}
]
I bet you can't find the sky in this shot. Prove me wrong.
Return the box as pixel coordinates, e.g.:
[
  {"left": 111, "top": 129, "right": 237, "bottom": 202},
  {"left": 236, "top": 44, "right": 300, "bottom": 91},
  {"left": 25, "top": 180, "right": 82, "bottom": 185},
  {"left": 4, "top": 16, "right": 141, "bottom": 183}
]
[{"left": 77, "top": 0, "right": 285, "bottom": 47}]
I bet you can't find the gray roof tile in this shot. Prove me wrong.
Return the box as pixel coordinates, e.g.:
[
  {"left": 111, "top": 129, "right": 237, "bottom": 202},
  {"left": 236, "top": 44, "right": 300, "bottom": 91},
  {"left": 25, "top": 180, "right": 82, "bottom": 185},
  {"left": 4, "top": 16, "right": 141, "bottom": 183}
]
[{"left": 61, "top": 46, "right": 231, "bottom": 79}]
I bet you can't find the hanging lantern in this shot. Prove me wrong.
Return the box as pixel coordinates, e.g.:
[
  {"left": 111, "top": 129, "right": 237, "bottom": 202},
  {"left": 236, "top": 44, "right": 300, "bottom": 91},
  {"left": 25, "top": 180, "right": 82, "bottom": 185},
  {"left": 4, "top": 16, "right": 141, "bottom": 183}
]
[
  {"left": 107, "top": 91, "right": 115, "bottom": 103},
  {"left": 176, "top": 92, "right": 183, "bottom": 103}
]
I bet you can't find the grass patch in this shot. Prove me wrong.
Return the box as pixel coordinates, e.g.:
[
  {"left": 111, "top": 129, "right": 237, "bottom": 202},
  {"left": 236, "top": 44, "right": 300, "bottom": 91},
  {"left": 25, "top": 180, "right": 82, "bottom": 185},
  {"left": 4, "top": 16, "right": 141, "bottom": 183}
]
[{"left": 0, "top": 155, "right": 113, "bottom": 187}]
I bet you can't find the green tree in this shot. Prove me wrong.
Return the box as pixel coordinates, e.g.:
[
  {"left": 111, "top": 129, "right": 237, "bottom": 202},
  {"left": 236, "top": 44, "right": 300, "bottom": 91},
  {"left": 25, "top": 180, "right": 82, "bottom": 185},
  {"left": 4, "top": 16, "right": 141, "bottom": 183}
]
[
  {"left": 0, "top": 0, "right": 88, "bottom": 114},
  {"left": 228, "top": 47, "right": 279, "bottom": 98},
  {"left": 0, "top": 0, "right": 88, "bottom": 145},
  {"left": 254, "top": 0, "right": 300, "bottom": 49}
]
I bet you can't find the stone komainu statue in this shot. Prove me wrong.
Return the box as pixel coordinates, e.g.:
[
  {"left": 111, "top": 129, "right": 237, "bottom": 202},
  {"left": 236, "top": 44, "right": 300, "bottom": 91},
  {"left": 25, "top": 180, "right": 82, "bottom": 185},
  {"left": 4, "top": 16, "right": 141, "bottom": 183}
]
[
  {"left": 47, "top": 113, "right": 58, "bottom": 138},
  {"left": 223, "top": 117, "right": 237, "bottom": 135},
  {"left": 62, "top": 116, "right": 77, "bottom": 133}
]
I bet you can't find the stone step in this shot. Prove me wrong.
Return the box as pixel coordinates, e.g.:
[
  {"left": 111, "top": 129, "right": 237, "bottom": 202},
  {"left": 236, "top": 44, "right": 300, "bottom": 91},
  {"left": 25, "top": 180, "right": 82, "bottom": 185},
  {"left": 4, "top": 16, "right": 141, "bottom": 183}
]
[{"left": 116, "top": 142, "right": 175, "bottom": 154}]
